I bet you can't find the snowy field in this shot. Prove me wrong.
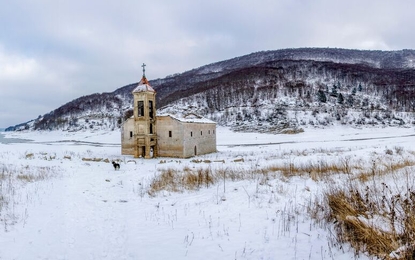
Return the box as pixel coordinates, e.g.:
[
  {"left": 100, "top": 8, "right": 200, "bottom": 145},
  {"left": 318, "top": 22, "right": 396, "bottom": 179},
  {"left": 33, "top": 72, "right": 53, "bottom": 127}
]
[{"left": 1, "top": 126, "right": 415, "bottom": 260}]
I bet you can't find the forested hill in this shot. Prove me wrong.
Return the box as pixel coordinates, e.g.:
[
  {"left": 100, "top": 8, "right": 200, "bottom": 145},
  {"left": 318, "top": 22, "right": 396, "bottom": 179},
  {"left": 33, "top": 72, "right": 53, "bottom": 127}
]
[{"left": 6, "top": 48, "right": 415, "bottom": 132}]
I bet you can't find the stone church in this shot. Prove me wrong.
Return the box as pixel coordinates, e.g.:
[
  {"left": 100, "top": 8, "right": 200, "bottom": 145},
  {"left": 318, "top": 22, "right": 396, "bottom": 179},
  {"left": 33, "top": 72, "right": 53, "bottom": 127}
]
[{"left": 121, "top": 65, "right": 217, "bottom": 158}]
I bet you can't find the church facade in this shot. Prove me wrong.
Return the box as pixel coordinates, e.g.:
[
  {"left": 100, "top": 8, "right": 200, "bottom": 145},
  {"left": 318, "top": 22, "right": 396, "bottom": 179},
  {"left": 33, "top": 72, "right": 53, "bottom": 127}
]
[{"left": 121, "top": 66, "right": 216, "bottom": 158}]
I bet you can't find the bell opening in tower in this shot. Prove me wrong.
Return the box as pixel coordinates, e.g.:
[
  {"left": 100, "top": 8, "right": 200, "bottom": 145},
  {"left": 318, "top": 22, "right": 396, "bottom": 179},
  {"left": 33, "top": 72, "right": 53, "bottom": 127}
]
[
  {"left": 138, "top": 101, "right": 144, "bottom": 117},
  {"left": 149, "top": 100, "right": 154, "bottom": 119}
]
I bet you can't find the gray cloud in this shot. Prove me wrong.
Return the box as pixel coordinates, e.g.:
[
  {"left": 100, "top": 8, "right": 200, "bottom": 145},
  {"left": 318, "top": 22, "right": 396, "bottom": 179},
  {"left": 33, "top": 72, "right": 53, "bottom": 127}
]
[{"left": 1, "top": 0, "right": 415, "bottom": 127}]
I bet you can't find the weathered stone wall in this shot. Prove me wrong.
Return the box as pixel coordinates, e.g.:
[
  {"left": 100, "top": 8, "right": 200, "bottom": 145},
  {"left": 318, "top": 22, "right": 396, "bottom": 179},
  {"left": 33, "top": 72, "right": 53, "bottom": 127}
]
[
  {"left": 183, "top": 123, "right": 216, "bottom": 158},
  {"left": 157, "top": 116, "right": 185, "bottom": 158},
  {"left": 157, "top": 116, "right": 216, "bottom": 158},
  {"left": 121, "top": 118, "right": 135, "bottom": 155}
]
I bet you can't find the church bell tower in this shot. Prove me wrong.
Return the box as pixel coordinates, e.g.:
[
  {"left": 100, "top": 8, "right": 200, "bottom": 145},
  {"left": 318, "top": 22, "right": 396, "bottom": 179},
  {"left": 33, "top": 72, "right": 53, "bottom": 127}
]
[{"left": 132, "top": 63, "right": 157, "bottom": 158}]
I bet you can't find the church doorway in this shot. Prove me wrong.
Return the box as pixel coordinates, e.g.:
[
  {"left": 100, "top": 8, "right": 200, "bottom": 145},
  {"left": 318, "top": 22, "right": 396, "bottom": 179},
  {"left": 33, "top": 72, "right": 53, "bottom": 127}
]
[{"left": 194, "top": 146, "right": 197, "bottom": 155}]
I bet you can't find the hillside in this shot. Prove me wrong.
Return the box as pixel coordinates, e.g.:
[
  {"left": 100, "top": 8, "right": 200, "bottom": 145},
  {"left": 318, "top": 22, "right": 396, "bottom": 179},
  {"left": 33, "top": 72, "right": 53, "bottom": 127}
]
[{"left": 6, "top": 48, "right": 415, "bottom": 132}]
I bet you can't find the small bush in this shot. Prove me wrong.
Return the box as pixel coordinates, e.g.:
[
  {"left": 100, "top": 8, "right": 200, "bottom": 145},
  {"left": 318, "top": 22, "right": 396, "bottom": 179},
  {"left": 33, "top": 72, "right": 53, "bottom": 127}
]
[{"left": 394, "top": 146, "right": 404, "bottom": 155}]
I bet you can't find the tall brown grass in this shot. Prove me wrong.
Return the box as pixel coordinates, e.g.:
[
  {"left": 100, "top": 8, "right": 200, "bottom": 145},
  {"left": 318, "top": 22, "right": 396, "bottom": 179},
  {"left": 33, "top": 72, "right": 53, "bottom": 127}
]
[
  {"left": 149, "top": 150, "right": 415, "bottom": 258},
  {"left": 313, "top": 147, "right": 415, "bottom": 259},
  {"left": 319, "top": 171, "right": 415, "bottom": 259},
  {"left": 148, "top": 168, "right": 216, "bottom": 196},
  {"left": 148, "top": 154, "right": 415, "bottom": 196}
]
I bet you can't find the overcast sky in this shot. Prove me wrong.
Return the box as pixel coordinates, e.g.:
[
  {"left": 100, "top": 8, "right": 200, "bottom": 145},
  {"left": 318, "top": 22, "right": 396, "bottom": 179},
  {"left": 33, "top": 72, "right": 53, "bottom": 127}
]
[{"left": 1, "top": 0, "right": 415, "bottom": 128}]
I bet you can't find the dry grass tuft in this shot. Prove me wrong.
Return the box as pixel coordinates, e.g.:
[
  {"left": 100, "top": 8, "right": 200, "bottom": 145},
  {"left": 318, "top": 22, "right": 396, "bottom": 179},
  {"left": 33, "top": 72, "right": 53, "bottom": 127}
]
[
  {"left": 322, "top": 180, "right": 415, "bottom": 259},
  {"left": 16, "top": 166, "right": 58, "bottom": 183},
  {"left": 149, "top": 154, "right": 415, "bottom": 197},
  {"left": 326, "top": 188, "right": 396, "bottom": 257},
  {"left": 148, "top": 165, "right": 270, "bottom": 196},
  {"left": 148, "top": 168, "right": 215, "bottom": 196},
  {"left": 355, "top": 157, "right": 415, "bottom": 183},
  {"left": 25, "top": 153, "right": 34, "bottom": 159},
  {"left": 279, "top": 128, "right": 304, "bottom": 134},
  {"left": 265, "top": 159, "right": 355, "bottom": 180}
]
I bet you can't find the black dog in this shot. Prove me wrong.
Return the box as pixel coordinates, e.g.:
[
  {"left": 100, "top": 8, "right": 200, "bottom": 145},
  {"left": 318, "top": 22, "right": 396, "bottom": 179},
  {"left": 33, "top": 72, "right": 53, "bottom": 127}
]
[{"left": 112, "top": 161, "right": 120, "bottom": 170}]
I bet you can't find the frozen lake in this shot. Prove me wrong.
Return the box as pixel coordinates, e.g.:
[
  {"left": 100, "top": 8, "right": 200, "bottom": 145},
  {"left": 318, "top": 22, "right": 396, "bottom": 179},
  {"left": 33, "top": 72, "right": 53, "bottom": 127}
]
[{"left": 0, "top": 132, "right": 32, "bottom": 144}]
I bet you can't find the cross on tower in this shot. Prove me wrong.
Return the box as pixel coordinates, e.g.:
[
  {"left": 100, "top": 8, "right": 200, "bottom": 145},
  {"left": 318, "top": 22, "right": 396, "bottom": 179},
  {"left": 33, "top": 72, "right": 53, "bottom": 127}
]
[{"left": 141, "top": 63, "right": 146, "bottom": 77}]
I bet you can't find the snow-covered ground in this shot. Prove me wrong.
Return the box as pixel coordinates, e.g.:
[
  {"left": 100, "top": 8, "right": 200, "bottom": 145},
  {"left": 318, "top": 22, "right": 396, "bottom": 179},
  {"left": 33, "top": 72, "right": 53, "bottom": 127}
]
[{"left": 1, "top": 126, "right": 414, "bottom": 260}]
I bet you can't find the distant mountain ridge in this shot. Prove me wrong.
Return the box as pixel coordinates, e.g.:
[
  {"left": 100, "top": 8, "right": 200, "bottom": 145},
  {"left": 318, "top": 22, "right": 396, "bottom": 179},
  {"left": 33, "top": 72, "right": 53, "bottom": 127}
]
[{"left": 6, "top": 48, "right": 415, "bottom": 132}]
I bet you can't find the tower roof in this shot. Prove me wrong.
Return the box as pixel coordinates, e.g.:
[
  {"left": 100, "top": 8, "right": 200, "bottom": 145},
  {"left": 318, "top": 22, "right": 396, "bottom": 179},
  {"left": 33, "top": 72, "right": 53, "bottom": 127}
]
[
  {"left": 132, "top": 76, "right": 155, "bottom": 93},
  {"left": 132, "top": 63, "right": 155, "bottom": 93}
]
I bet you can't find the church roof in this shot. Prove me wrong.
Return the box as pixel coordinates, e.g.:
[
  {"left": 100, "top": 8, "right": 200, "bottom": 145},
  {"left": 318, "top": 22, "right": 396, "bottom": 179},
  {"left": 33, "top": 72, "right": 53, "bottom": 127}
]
[
  {"left": 132, "top": 76, "right": 155, "bottom": 93},
  {"left": 158, "top": 113, "right": 216, "bottom": 124}
]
